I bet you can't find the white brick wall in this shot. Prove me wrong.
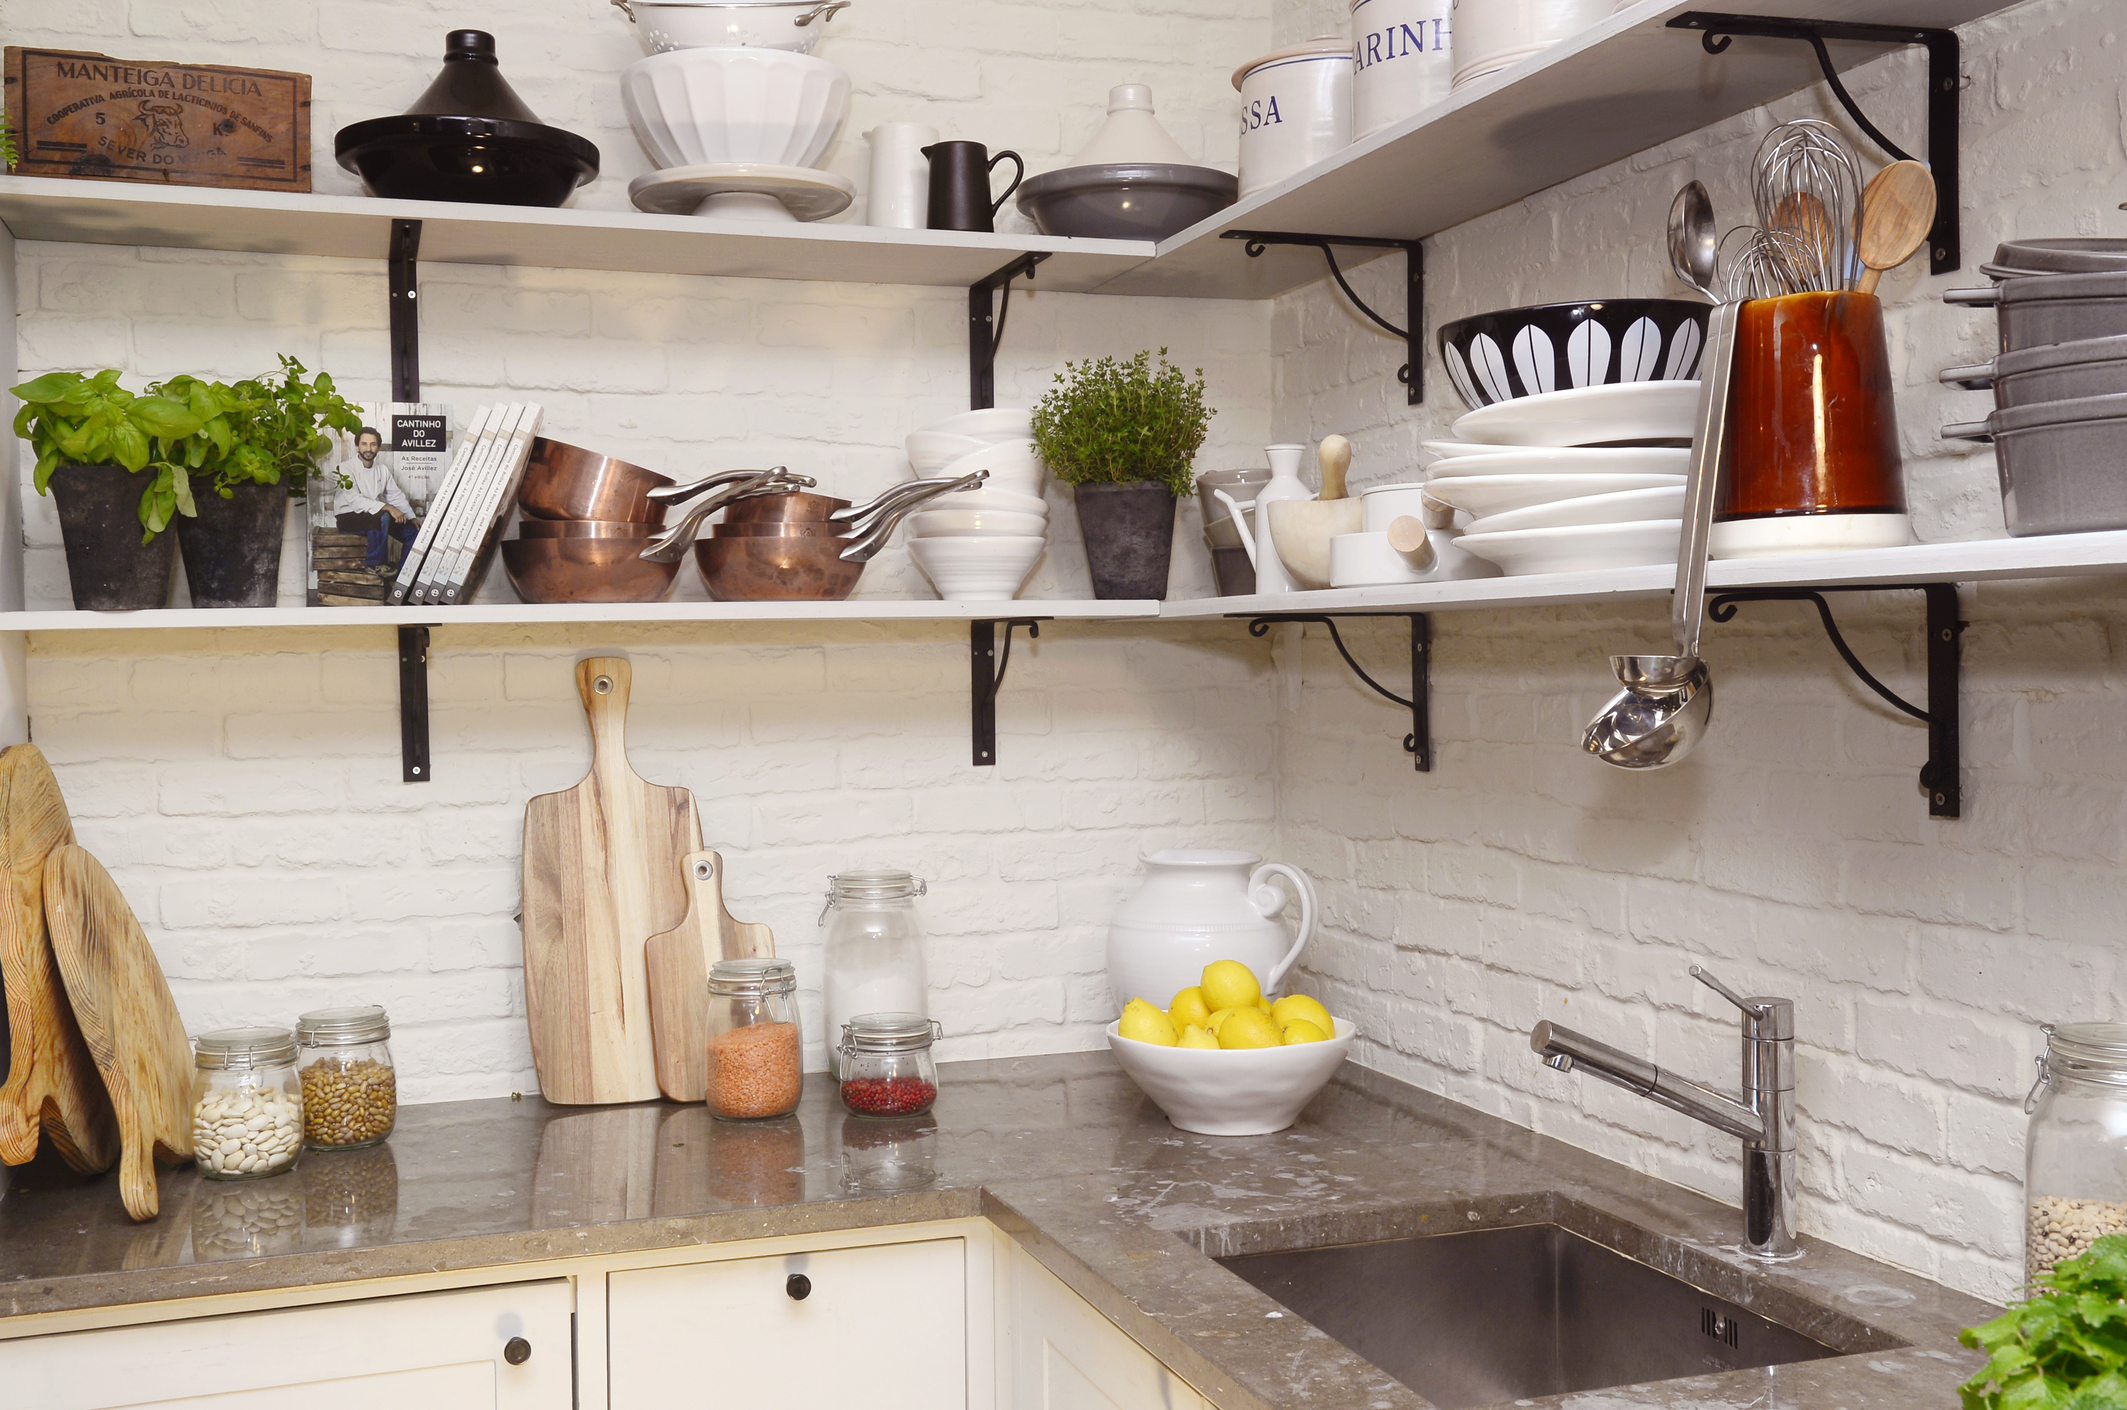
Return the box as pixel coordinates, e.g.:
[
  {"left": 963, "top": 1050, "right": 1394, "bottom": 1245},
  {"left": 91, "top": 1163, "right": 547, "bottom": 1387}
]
[{"left": 1269, "top": 0, "right": 2121, "bottom": 1301}]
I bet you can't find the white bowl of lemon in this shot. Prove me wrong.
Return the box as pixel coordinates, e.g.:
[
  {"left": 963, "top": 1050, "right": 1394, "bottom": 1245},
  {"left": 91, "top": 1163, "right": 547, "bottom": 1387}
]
[{"left": 1105, "top": 959, "right": 1354, "bottom": 1136}]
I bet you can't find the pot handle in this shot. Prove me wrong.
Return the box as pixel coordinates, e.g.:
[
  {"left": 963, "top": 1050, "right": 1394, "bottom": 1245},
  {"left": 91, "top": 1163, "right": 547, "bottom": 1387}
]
[
  {"left": 610, "top": 0, "right": 636, "bottom": 19},
  {"left": 1248, "top": 862, "right": 1315, "bottom": 994},
  {"left": 988, "top": 150, "right": 1024, "bottom": 216},
  {"left": 1212, "top": 489, "right": 1258, "bottom": 569},
  {"left": 794, "top": 0, "right": 850, "bottom": 26}
]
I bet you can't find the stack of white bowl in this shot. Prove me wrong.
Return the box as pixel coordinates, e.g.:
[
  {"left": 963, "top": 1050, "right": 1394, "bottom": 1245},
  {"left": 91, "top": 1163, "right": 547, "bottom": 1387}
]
[
  {"left": 616, "top": 0, "right": 856, "bottom": 222},
  {"left": 1422, "top": 382, "right": 1700, "bottom": 576},
  {"left": 905, "top": 408, "right": 1050, "bottom": 599}
]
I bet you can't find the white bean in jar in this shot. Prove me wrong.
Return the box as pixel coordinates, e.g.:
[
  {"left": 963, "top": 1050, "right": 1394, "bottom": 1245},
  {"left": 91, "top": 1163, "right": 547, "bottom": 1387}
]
[{"left": 193, "top": 1087, "right": 302, "bottom": 1178}]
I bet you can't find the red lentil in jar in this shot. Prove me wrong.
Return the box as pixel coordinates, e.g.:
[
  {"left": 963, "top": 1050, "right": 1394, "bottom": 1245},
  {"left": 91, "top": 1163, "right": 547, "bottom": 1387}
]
[
  {"left": 838, "top": 1013, "right": 942, "bottom": 1118},
  {"left": 707, "top": 958, "right": 803, "bottom": 1121}
]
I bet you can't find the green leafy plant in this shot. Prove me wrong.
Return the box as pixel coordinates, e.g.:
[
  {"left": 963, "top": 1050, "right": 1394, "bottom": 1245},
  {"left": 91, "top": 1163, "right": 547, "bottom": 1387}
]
[
  {"left": 155, "top": 356, "right": 362, "bottom": 498},
  {"left": 1030, "top": 348, "right": 1213, "bottom": 495},
  {"left": 1961, "top": 1234, "right": 2127, "bottom": 1409},
  {"left": 0, "top": 113, "right": 17, "bottom": 172}
]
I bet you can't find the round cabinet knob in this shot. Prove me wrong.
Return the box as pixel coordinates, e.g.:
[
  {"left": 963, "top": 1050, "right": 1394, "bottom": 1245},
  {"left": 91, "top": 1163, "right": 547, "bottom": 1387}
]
[
  {"left": 786, "top": 1273, "right": 812, "bottom": 1301},
  {"left": 503, "top": 1337, "right": 532, "bottom": 1366}
]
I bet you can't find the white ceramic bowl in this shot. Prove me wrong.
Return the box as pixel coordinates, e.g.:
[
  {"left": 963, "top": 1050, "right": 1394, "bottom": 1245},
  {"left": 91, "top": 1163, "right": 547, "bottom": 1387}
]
[
  {"left": 1463, "top": 483, "right": 1688, "bottom": 535},
  {"left": 1106, "top": 1017, "right": 1355, "bottom": 1136},
  {"left": 621, "top": 48, "right": 851, "bottom": 170},
  {"left": 933, "top": 438, "right": 1046, "bottom": 496},
  {"left": 1421, "top": 472, "right": 1685, "bottom": 519},
  {"left": 1451, "top": 0, "right": 1614, "bottom": 90},
  {"left": 1455, "top": 518, "right": 1682, "bottom": 575},
  {"left": 617, "top": 0, "right": 850, "bottom": 54},
  {"left": 936, "top": 487, "right": 1050, "bottom": 516},
  {"left": 1423, "top": 445, "right": 1693, "bottom": 480},
  {"left": 1709, "top": 512, "right": 1912, "bottom": 559},
  {"left": 910, "top": 507, "right": 1049, "bottom": 538},
  {"left": 910, "top": 534, "right": 1046, "bottom": 599},
  {"left": 1450, "top": 381, "right": 1701, "bottom": 448},
  {"left": 1360, "top": 481, "right": 1436, "bottom": 530},
  {"left": 906, "top": 429, "right": 991, "bottom": 474},
  {"left": 921, "top": 406, "right": 1034, "bottom": 441}
]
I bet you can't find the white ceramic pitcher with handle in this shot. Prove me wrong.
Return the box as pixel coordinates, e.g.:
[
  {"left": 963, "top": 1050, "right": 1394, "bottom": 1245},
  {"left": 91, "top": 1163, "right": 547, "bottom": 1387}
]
[{"left": 1105, "top": 849, "right": 1317, "bottom": 1010}]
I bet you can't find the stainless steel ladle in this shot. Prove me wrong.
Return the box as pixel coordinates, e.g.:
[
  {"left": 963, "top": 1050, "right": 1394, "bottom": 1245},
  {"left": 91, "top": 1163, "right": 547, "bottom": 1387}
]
[
  {"left": 1669, "top": 180, "right": 1722, "bottom": 301},
  {"left": 1581, "top": 297, "right": 1739, "bottom": 768}
]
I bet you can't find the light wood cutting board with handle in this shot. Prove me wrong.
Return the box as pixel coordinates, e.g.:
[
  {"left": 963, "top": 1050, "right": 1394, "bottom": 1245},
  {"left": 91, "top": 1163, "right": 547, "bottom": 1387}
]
[
  {"left": 44, "top": 843, "right": 195, "bottom": 1220},
  {"left": 522, "top": 657, "right": 702, "bottom": 1105},
  {"left": 645, "top": 848, "right": 776, "bottom": 1102},
  {"left": 0, "top": 744, "right": 116, "bottom": 1173}
]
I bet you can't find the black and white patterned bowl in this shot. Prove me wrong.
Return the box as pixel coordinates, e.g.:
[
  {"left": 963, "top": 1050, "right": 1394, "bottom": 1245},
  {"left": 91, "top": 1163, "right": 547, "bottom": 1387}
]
[{"left": 1437, "top": 300, "right": 1711, "bottom": 411}]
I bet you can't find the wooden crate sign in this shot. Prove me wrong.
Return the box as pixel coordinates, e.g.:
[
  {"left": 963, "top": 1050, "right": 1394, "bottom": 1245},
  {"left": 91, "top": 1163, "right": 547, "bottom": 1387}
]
[{"left": 4, "top": 47, "right": 310, "bottom": 191}]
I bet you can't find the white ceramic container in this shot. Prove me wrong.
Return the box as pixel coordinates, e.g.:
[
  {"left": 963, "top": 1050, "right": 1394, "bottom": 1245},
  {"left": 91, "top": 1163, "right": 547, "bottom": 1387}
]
[
  {"left": 621, "top": 48, "right": 851, "bottom": 170},
  {"left": 1449, "top": 0, "right": 1611, "bottom": 89},
  {"left": 1350, "top": 0, "right": 1452, "bottom": 137},
  {"left": 1361, "top": 481, "right": 1435, "bottom": 530},
  {"left": 615, "top": 0, "right": 851, "bottom": 55},
  {"left": 909, "top": 507, "right": 1048, "bottom": 538},
  {"left": 864, "top": 121, "right": 936, "bottom": 227},
  {"left": 1105, "top": 849, "right": 1317, "bottom": 1012},
  {"left": 909, "top": 534, "right": 1045, "bottom": 598},
  {"left": 1107, "top": 1016, "right": 1355, "bottom": 1136},
  {"left": 920, "top": 406, "right": 1033, "bottom": 441},
  {"left": 932, "top": 437, "right": 1046, "bottom": 497},
  {"left": 1232, "top": 40, "right": 1353, "bottom": 197},
  {"left": 1213, "top": 443, "right": 1316, "bottom": 594},
  {"left": 931, "top": 487, "right": 1049, "bottom": 516},
  {"left": 1329, "top": 528, "right": 1500, "bottom": 585},
  {"left": 904, "top": 429, "right": 990, "bottom": 473}
]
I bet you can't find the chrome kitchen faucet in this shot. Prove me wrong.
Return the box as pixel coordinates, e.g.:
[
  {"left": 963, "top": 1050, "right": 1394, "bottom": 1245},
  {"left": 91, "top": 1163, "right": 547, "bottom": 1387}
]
[{"left": 1530, "top": 966, "right": 1799, "bottom": 1260}]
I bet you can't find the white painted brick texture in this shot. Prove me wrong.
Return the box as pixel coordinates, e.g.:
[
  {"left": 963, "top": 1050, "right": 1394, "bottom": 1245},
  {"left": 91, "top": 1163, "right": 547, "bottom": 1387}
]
[{"left": 1270, "top": 0, "right": 2124, "bottom": 1302}]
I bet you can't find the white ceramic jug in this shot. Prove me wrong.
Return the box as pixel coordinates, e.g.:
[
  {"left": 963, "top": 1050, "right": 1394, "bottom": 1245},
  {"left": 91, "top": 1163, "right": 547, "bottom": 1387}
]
[
  {"left": 1105, "top": 849, "right": 1318, "bottom": 1010},
  {"left": 1213, "top": 443, "right": 1313, "bottom": 595}
]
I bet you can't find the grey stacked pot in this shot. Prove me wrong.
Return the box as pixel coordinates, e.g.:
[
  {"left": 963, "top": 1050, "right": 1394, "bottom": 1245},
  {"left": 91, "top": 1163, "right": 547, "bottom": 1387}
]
[{"left": 1943, "top": 242, "right": 2127, "bottom": 536}]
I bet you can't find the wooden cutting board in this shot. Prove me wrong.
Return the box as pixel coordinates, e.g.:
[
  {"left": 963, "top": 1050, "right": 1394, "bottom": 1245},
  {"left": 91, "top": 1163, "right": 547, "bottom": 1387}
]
[
  {"left": 522, "top": 657, "right": 701, "bottom": 1105},
  {"left": 43, "top": 844, "right": 195, "bottom": 1220},
  {"left": 0, "top": 745, "right": 116, "bottom": 1173},
  {"left": 645, "top": 849, "right": 776, "bottom": 1102}
]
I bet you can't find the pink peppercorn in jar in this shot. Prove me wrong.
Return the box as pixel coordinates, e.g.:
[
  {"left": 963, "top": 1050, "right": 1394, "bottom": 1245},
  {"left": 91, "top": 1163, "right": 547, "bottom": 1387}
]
[{"left": 838, "top": 1012, "right": 942, "bottom": 1118}]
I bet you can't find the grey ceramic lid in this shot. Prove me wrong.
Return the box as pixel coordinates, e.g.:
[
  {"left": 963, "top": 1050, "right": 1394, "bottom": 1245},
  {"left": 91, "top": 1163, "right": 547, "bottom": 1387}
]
[
  {"left": 1998, "top": 270, "right": 2127, "bottom": 304},
  {"left": 1017, "top": 162, "right": 1238, "bottom": 202},
  {"left": 1995, "top": 238, "right": 2127, "bottom": 275},
  {"left": 1990, "top": 390, "right": 2127, "bottom": 434},
  {"left": 1995, "top": 333, "right": 2127, "bottom": 378}
]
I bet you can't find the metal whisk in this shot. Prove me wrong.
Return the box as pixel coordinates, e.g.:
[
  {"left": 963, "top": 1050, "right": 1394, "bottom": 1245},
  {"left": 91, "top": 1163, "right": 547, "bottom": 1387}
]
[
  {"left": 1718, "top": 225, "right": 1816, "bottom": 301},
  {"left": 1751, "top": 118, "right": 1864, "bottom": 292}
]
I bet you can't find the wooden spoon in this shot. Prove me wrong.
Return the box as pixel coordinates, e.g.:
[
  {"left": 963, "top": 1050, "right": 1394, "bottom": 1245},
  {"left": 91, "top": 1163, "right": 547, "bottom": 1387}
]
[
  {"left": 1856, "top": 160, "right": 1937, "bottom": 296},
  {"left": 1316, "top": 436, "right": 1351, "bottom": 501}
]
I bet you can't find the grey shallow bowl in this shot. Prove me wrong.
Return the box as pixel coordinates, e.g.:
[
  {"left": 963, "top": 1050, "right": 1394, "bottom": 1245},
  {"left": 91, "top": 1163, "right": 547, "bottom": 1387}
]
[{"left": 1016, "top": 163, "right": 1237, "bottom": 242}]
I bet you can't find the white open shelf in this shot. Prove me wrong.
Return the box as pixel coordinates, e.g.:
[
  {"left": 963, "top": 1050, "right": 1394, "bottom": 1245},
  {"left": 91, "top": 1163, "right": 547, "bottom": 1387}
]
[
  {"left": 1158, "top": 532, "right": 2127, "bottom": 620},
  {"left": 0, "top": 0, "right": 2014, "bottom": 300},
  {"left": 0, "top": 597, "right": 1158, "bottom": 634}
]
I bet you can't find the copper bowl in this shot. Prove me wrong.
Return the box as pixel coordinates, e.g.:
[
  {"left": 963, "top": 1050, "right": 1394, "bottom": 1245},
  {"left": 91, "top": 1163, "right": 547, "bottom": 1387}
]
[
  {"left": 503, "top": 536, "right": 681, "bottom": 603},
  {"left": 694, "top": 535, "right": 864, "bottom": 601},
  {"left": 710, "top": 520, "right": 850, "bottom": 538},
  {"left": 518, "top": 438, "right": 673, "bottom": 523},
  {"left": 720, "top": 490, "right": 853, "bottom": 525},
  {"left": 515, "top": 518, "right": 656, "bottom": 539}
]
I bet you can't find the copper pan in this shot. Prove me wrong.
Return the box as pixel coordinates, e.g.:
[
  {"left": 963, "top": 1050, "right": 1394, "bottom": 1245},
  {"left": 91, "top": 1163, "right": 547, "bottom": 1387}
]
[
  {"left": 503, "top": 536, "right": 681, "bottom": 603},
  {"left": 694, "top": 535, "right": 865, "bottom": 602},
  {"left": 720, "top": 490, "right": 853, "bottom": 525},
  {"left": 518, "top": 438, "right": 673, "bottom": 523},
  {"left": 515, "top": 518, "right": 656, "bottom": 539},
  {"left": 709, "top": 520, "right": 850, "bottom": 538}
]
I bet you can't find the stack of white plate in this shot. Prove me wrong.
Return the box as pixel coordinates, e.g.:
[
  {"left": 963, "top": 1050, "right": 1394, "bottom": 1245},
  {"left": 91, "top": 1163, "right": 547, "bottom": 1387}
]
[
  {"left": 905, "top": 408, "right": 1049, "bottom": 599},
  {"left": 1425, "top": 383, "right": 1699, "bottom": 576}
]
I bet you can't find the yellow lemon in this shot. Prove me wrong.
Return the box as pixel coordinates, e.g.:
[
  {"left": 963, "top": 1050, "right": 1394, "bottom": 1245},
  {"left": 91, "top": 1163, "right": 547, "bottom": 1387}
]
[
  {"left": 1201, "top": 959, "right": 1262, "bottom": 1013},
  {"left": 1204, "top": 1007, "right": 1238, "bottom": 1034},
  {"left": 1169, "top": 986, "right": 1212, "bottom": 1030},
  {"left": 1118, "top": 998, "right": 1178, "bottom": 1046},
  {"left": 1271, "top": 994, "right": 1334, "bottom": 1036},
  {"left": 1177, "top": 1024, "right": 1219, "bottom": 1050},
  {"left": 1281, "top": 1018, "right": 1330, "bottom": 1045},
  {"left": 1217, "top": 1007, "right": 1282, "bottom": 1049},
  {"left": 1256, "top": 995, "right": 1274, "bottom": 1014}
]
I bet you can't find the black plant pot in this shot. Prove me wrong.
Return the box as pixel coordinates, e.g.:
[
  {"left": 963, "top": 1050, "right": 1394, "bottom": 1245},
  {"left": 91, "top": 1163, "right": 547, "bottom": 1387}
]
[
  {"left": 1073, "top": 482, "right": 1176, "bottom": 600},
  {"left": 48, "top": 464, "right": 174, "bottom": 611},
  {"left": 176, "top": 481, "right": 288, "bottom": 608}
]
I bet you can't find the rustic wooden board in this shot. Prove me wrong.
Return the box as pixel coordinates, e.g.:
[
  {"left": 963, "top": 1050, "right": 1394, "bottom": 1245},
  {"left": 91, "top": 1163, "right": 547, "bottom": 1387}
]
[
  {"left": 521, "top": 657, "right": 701, "bottom": 1105},
  {"left": 44, "top": 844, "right": 194, "bottom": 1220},
  {"left": 0, "top": 745, "right": 117, "bottom": 1173},
  {"left": 4, "top": 46, "right": 311, "bottom": 192},
  {"left": 645, "top": 848, "right": 776, "bottom": 1103}
]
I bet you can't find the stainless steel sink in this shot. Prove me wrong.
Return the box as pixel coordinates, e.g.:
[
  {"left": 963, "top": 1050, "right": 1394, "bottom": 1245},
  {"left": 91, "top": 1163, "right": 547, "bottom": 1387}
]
[{"left": 1217, "top": 1223, "right": 1842, "bottom": 1409}]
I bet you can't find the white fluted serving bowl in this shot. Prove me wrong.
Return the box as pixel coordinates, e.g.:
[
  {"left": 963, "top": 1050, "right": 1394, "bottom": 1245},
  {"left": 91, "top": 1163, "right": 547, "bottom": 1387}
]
[
  {"left": 1106, "top": 1017, "right": 1355, "bottom": 1136},
  {"left": 621, "top": 48, "right": 851, "bottom": 170}
]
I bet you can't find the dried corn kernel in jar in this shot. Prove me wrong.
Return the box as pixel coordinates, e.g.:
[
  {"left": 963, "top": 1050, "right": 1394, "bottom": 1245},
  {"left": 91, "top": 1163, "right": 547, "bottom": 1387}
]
[{"left": 295, "top": 1006, "right": 397, "bottom": 1150}]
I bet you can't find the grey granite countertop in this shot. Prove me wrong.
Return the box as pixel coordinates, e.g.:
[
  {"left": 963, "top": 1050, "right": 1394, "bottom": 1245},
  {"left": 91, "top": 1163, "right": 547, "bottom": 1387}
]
[{"left": 0, "top": 1053, "right": 1996, "bottom": 1408}]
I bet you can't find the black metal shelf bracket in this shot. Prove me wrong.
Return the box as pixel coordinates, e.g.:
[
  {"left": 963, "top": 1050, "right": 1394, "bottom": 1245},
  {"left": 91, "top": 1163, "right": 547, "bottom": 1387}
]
[
  {"left": 1667, "top": 12, "right": 1962, "bottom": 273},
  {"left": 970, "top": 618, "right": 1045, "bottom": 766},
  {"left": 968, "top": 253, "right": 1051, "bottom": 412},
  {"left": 1706, "top": 583, "right": 1962, "bottom": 817},
  {"left": 398, "top": 624, "right": 435, "bottom": 783},
  {"left": 1223, "top": 232, "right": 1424, "bottom": 403},
  {"left": 388, "top": 220, "right": 433, "bottom": 783},
  {"left": 1242, "top": 613, "right": 1432, "bottom": 771}
]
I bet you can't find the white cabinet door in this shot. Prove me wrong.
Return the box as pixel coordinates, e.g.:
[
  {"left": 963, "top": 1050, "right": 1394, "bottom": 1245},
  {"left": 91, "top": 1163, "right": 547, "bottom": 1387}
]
[
  {"left": 1011, "top": 1246, "right": 1205, "bottom": 1410},
  {"left": 608, "top": 1237, "right": 966, "bottom": 1409},
  {"left": 0, "top": 1280, "right": 572, "bottom": 1410}
]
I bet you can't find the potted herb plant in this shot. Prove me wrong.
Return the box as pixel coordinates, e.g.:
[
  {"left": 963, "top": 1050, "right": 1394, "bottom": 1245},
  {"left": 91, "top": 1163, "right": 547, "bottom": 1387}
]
[
  {"left": 1031, "top": 349, "right": 1213, "bottom": 600},
  {"left": 161, "top": 358, "right": 361, "bottom": 609},
  {"left": 11, "top": 370, "right": 206, "bottom": 610}
]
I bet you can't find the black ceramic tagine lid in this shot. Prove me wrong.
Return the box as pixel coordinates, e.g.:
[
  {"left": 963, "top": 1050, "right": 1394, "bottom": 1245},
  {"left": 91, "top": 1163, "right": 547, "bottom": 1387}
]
[{"left": 335, "top": 31, "right": 599, "bottom": 209}]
